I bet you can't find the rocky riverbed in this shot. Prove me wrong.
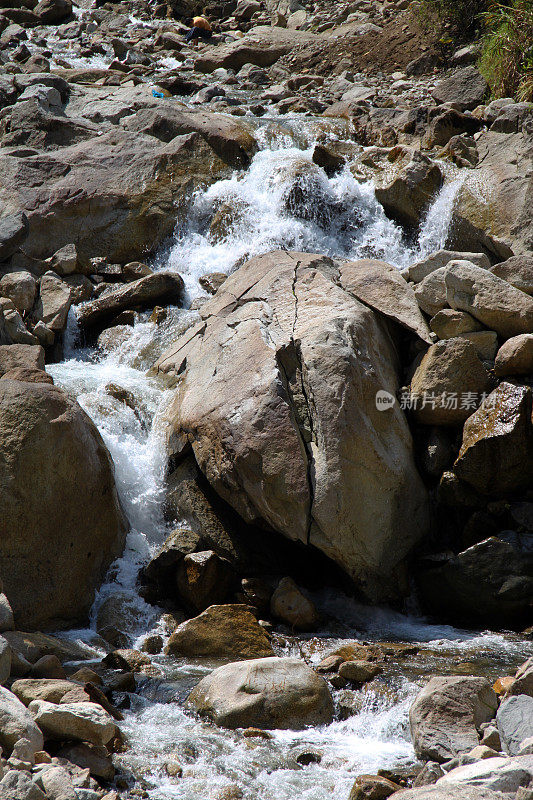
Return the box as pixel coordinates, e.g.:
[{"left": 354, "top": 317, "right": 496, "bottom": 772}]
[{"left": 0, "top": 0, "right": 533, "bottom": 797}]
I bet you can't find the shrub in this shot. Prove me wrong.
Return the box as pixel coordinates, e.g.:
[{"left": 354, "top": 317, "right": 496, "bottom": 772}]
[{"left": 479, "top": 0, "right": 533, "bottom": 101}]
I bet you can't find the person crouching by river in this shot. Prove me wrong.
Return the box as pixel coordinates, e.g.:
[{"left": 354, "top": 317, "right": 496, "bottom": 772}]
[{"left": 184, "top": 15, "right": 212, "bottom": 46}]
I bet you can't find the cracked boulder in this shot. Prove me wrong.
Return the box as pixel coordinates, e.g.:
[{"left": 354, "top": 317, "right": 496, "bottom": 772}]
[{"left": 154, "top": 251, "right": 429, "bottom": 602}]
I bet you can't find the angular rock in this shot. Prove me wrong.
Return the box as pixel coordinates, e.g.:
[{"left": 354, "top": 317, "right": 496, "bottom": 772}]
[
  {"left": 432, "top": 67, "right": 488, "bottom": 111},
  {"left": 375, "top": 151, "right": 443, "bottom": 228},
  {"left": 349, "top": 774, "right": 400, "bottom": 799},
  {"left": 0, "top": 593, "right": 14, "bottom": 633},
  {"left": 0, "top": 686, "right": 43, "bottom": 755},
  {"left": 35, "top": 272, "right": 71, "bottom": 332},
  {"left": 408, "top": 250, "right": 490, "bottom": 284},
  {"left": 409, "top": 676, "right": 497, "bottom": 763},
  {"left": 416, "top": 536, "right": 533, "bottom": 627},
  {"left": 497, "top": 696, "right": 533, "bottom": 756},
  {"left": 0, "top": 381, "right": 127, "bottom": 629},
  {"left": 425, "top": 108, "right": 482, "bottom": 147},
  {"left": 77, "top": 272, "right": 183, "bottom": 331},
  {"left": 454, "top": 383, "right": 533, "bottom": 494},
  {"left": 270, "top": 577, "right": 318, "bottom": 631},
  {"left": 508, "top": 658, "right": 533, "bottom": 698},
  {"left": 29, "top": 700, "right": 117, "bottom": 745},
  {"left": 57, "top": 742, "right": 114, "bottom": 781},
  {"left": 445, "top": 261, "right": 533, "bottom": 338},
  {"left": 490, "top": 255, "right": 533, "bottom": 296},
  {"left": 0, "top": 213, "right": 28, "bottom": 261},
  {"left": 194, "top": 26, "right": 317, "bottom": 73},
  {"left": 166, "top": 604, "right": 274, "bottom": 660},
  {"left": 438, "top": 754, "right": 533, "bottom": 793},
  {"left": 39, "top": 765, "right": 77, "bottom": 800},
  {"left": 338, "top": 660, "right": 381, "bottom": 684},
  {"left": 494, "top": 335, "right": 533, "bottom": 376},
  {"left": 0, "top": 272, "right": 37, "bottom": 314},
  {"left": 414, "top": 267, "right": 450, "bottom": 317},
  {"left": 11, "top": 679, "right": 78, "bottom": 706},
  {"left": 187, "top": 656, "right": 334, "bottom": 730},
  {"left": 0, "top": 770, "right": 45, "bottom": 800},
  {"left": 409, "top": 338, "right": 492, "bottom": 425},
  {"left": 154, "top": 252, "right": 428, "bottom": 602},
  {"left": 430, "top": 309, "right": 482, "bottom": 339},
  {"left": 0, "top": 344, "right": 44, "bottom": 377},
  {"left": 176, "top": 550, "right": 235, "bottom": 612}
]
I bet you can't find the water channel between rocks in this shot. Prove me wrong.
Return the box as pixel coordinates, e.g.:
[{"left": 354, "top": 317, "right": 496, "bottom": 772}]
[{"left": 47, "top": 113, "right": 533, "bottom": 800}]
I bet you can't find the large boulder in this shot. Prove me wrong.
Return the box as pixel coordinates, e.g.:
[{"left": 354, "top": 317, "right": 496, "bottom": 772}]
[
  {"left": 489, "top": 255, "right": 533, "bottom": 296},
  {"left": 0, "top": 686, "right": 43, "bottom": 755},
  {"left": 390, "top": 788, "right": 505, "bottom": 800},
  {"left": 11, "top": 678, "right": 79, "bottom": 706},
  {"left": 194, "top": 26, "right": 318, "bottom": 73},
  {"left": 416, "top": 536, "right": 533, "bottom": 628},
  {"left": 454, "top": 383, "right": 533, "bottom": 495},
  {"left": 165, "top": 604, "right": 274, "bottom": 660},
  {"left": 0, "top": 272, "right": 37, "bottom": 314},
  {"left": 437, "top": 755, "right": 533, "bottom": 794},
  {"left": 0, "top": 130, "right": 231, "bottom": 263},
  {"left": 154, "top": 252, "right": 428, "bottom": 602},
  {"left": 374, "top": 151, "right": 443, "bottom": 228},
  {"left": 0, "top": 380, "right": 127, "bottom": 629},
  {"left": 409, "top": 676, "right": 498, "bottom": 763},
  {"left": 408, "top": 250, "right": 490, "bottom": 283},
  {"left": 432, "top": 67, "right": 488, "bottom": 111},
  {"left": 444, "top": 261, "right": 533, "bottom": 338},
  {"left": 449, "top": 132, "right": 533, "bottom": 259},
  {"left": 187, "top": 656, "right": 334, "bottom": 729},
  {"left": 0, "top": 344, "right": 44, "bottom": 377},
  {"left": 0, "top": 213, "right": 28, "bottom": 261},
  {"left": 494, "top": 334, "right": 533, "bottom": 376}
]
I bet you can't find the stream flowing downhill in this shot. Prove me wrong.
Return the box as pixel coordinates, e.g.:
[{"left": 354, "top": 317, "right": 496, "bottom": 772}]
[{"left": 47, "top": 117, "right": 532, "bottom": 800}]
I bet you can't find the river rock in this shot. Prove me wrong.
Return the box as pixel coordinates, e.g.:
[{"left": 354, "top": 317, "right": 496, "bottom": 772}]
[
  {"left": 494, "top": 335, "right": 533, "bottom": 376},
  {"left": 34, "top": 0, "right": 72, "bottom": 23},
  {"left": 438, "top": 755, "right": 533, "bottom": 793},
  {"left": 34, "top": 271, "right": 71, "bottom": 332},
  {"left": 176, "top": 550, "right": 235, "bottom": 612},
  {"left": 166, "top": 604, "right": 274, "bottom": 660},
  {"left": 409, "top": 338, "right": 492, "bottom": 425},
  {"left": 409, "top": 676, "right": 498, "bottom": 763},
  {"left": 374, "top": 151, "right": 443, "bottom": 228},
  {"left": 154, "top": 251, "right": 428, "bottom": 603},
  {"left": 57, "top": 742, "right": 114, "bottom": 781},
  {"left": 187, "top": 656, "right": 334, "bottom": 730},
  {"left": 432, "top": 67, "right": 488, "bottom": 111},
  {"left": 497, "top": 696, "right": 533, "bottom": 756},
  {"left": 445, "top": 261, "right": 533, "bottom": 338},
  {"left": 0, "top": 130, "right": 231, "bottom": 264},
  {"left": 0, "top": 272, "right": 37, "bottom": 314},
  {"left": 454, "top": 383, "right": 533, "bottom": 494},
  {"left": 389, "top": 787, "right": 505, "bottom": 799},
  {"left": 349, "top": 774, "right": 400, "bottom": 799},
  {"left": 11, "top": 679, "right": 78, "bottom": 706},
  {"left": 416, "top": 536, "right": 533, "bottom": 627},
  {"left": 489, "top": 255, "right": 533, "bottom": 296},
  {"left": 77, "top": 272, "right": 184, "bottom": 331},
  {"left": 39, "top": 765, "right": 77, "bottom": 800},
  {"left": 0, "top": 770, "right": 46, "bottom": 800},
  {"left": 0, "top": 686, "right": 43, "bottom": 755},
  {"left": 270, "top": 577, "right": 318, "bottom": 631},
  {"left": 338, "top": 661, "right": 381, "bottom": 684},
  {"left": 29, "top": 700, "right": 117, "bottom": 745},
  {"left": 449, "top": 131, "right": 533, "bottom": 260},
  {"left": 2, "top": 631, "right": 91, "bottom": 665},
  {"left": 0, "top": 380, "right": 127, "bottom": 629},
  {"left": 408, "top": 250, "right": 490, "bottom": 283}
]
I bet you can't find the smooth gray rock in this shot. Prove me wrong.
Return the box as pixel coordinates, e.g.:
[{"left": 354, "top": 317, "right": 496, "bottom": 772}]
[
  {"left": 497, "top": 696, "right": 533, "bottom": 756},
  {"left": 0, "top": 686, "right": 43, "bottom": 755},
  {"left": 438, "top": 754, "right": 533, "bottom": 794},
  {"left": 0, "top": 637, "right": 11, "bottom": 686}
]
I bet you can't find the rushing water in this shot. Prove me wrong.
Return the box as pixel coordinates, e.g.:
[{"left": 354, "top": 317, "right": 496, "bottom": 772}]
[{"left": 47, "top": 120, "right": 531, "bottom": 799}]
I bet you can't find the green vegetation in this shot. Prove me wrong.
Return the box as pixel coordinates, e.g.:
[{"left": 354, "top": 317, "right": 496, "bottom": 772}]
[{"left": 420, "top": 0, "right": 533, "bottom": 102}]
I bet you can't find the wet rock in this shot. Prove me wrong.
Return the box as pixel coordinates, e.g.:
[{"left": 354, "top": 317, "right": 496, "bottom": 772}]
[
  {"left": 497, "top": 696, "right": 533, "bottom": 756},
  {"left": 177, "top": 550, "right": 235, "bottom": 612},
  {"left": 0, "top": 344, "right": 44, "bottom": 377},
  {"left": 141, "top": 527, "right": 202, "bottom": 599},
  {"left": 489, "top": 255, "right": 533, "bottom": 296},
  {"left": 155, "top": 251, "right": 428, "bottom": 603},
  {"left": 0, "top": 381, "right": 127, "bottom": 629},
  {"left": 312, "top": 143, "right": 345, "bottom": 176},
  {"left": 374, "top": 151, "right": 443, "bottom": 228},
  {"left": 166, "top": 604, "right": 274, "bottom": 660},
  {"left": 445, "top": 261, "right": 533, "bottom": 338},
  {"left": 0, "top": 272, "right": 37, "bottom": 315},
  {"left": 270, "top": 577, "right": 318, "bottom": 631},
  {"left": 409, "top": 338, "right": 492, "bottom": 426},
  {"left": 416, "top": 536, "right": 533, "bottom": 627},
  {"left": 123, "top": 262, "right": 152, "bottom": 282},
  {"left": 102, "top": 649, "right": 150, "bottom": 673},
  {"left": 454, "top": 383, "right": 533, "bottom": 495},
  {"left": 409, "top": 676, "right": 497, "bottom": 763},
  {"left": 29, "top": 700, "right": 117, "bottom": 745},
  {"left": 187, "top": 656, "right": 334, "bottom": 730},
  {"left": 0, "top": 686, "right": 43, "bottom": 755},
  {"left": 77, "top": 272, "right": 183, "bottom": 331},
  {"left": 338, "top": 661, "right": 382, "bottom": 684},
  {"left": 349, "top": 774, "right": 400, "bottom": 799},
  {"left": 432, "top": 67, "right": 488, "bottom": 111},
  {"left": 199, "top": 272, "right": 227, "bottom": 294},
  {"left": 97, "top": 325, "right": 133, "bottom": 353},
  {"left": 494, "top": 334, "right": 533, "bottom": 376},
  {"left": 141, "top": 635, "right": 163, "bottom": 655}
]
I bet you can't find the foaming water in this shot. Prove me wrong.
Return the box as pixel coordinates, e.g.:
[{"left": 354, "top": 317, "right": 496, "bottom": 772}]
[{"left": 160, "top": 141, "right": 462, "bottom": 304}]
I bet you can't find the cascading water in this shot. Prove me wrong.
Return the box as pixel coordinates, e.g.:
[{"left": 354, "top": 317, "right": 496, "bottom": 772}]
[{"left": 48, "top": 118, "right": 531, "bottom": 799}]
